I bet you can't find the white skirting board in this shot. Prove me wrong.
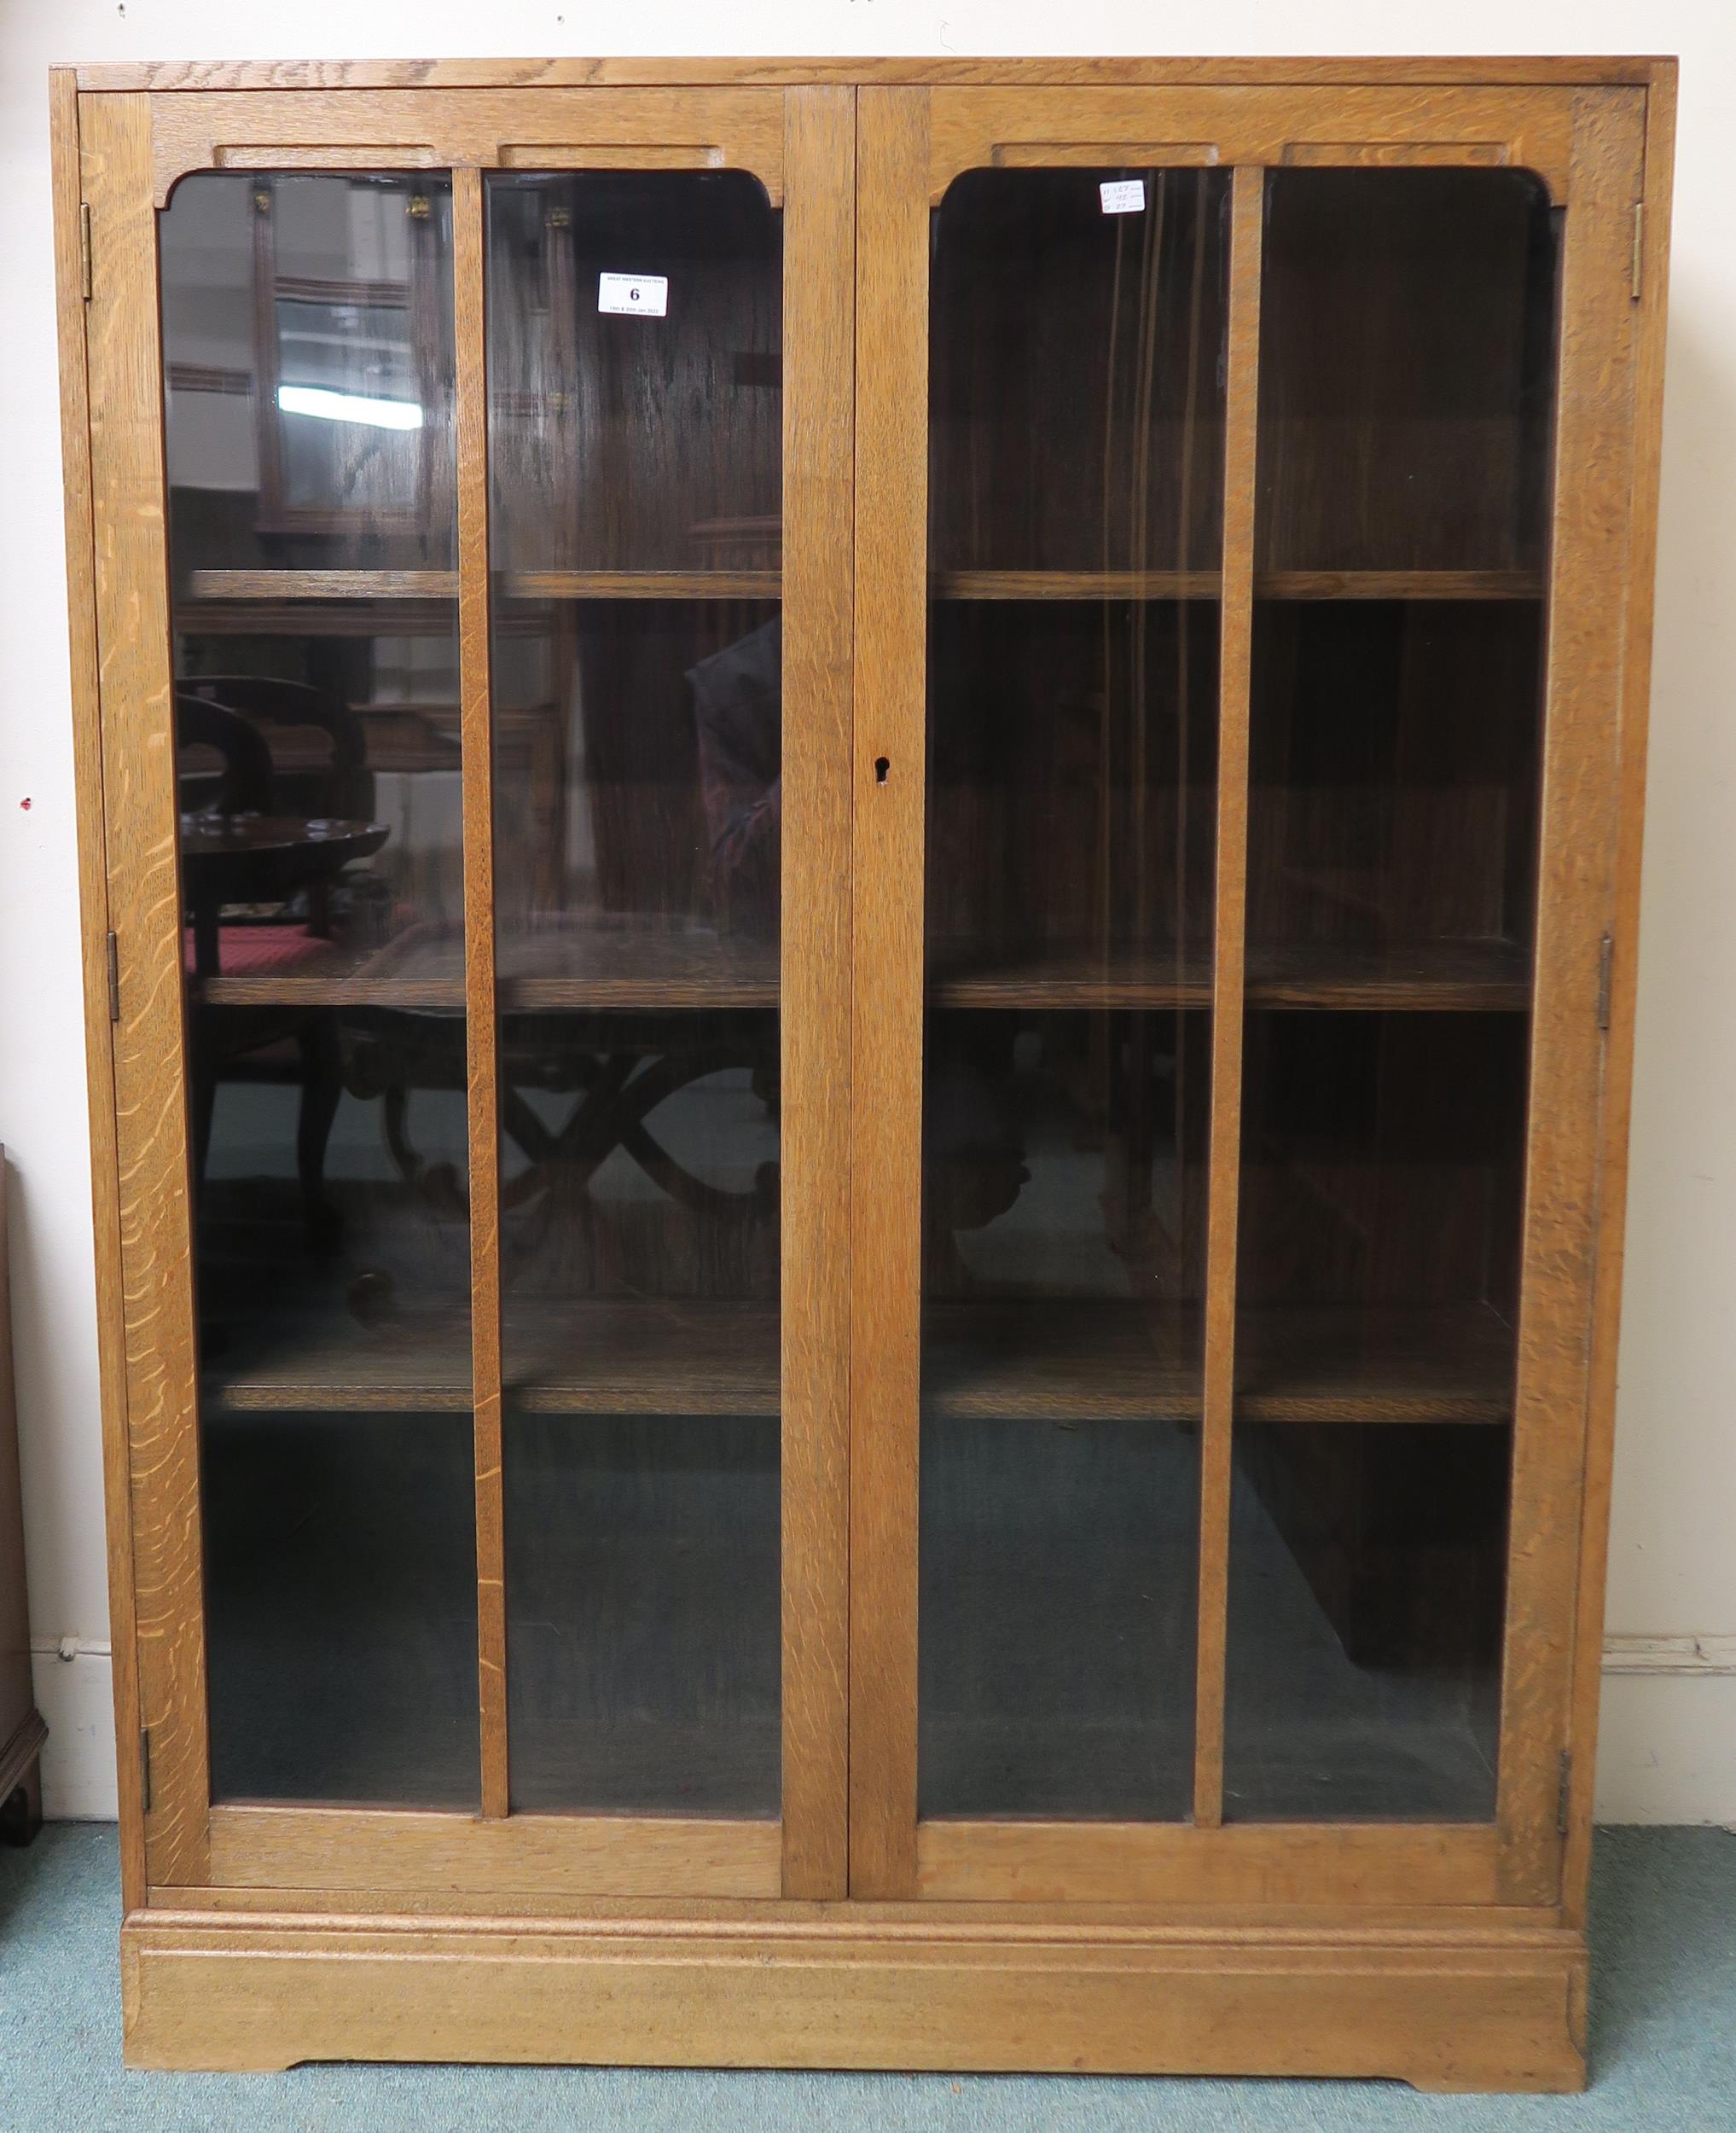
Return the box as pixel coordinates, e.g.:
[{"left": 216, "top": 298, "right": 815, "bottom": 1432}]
[{"left": 26, "top": 1639, "right": 1736, "bottom": 1827}]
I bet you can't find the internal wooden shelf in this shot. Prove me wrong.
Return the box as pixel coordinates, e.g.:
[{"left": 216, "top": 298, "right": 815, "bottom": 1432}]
[
  {"left": 201, "top": 933, "right": 1524, "bottom": 1014},
  {"left": 201, "top": 1296, "right": 1510, "bottom": 1424},
  {"left": 928, "top": 568, "right": 1544, "bottom": 602},
  {"left": 198, "top": 920, "right": 779, "bottom": 1010},
  {"left": 928, "top": 938, "right": 1530, "bottom": 1010},
  {"left": 184, "top": 567, "right": 780, "bottom": 604},
  {"left": 1247, "top": 938, "right": 1532, "bottom": 1010},
  {"left": 203, "top": 1299, "right": 780, "bottom": 1417},
  {"left": 932, "top": 569, "right": 1220, "bottom": 601},
  {"left": 188, "top": 569, "right": 458, "bottom": 601},
  {"left": 181, "top": 565, "right": 1542, "bottom": 610},
  {"left": 506, "top": 570, "right": 781, "bottom": 602},
  {"left": 925, "top": 1299, "right": 1515, "bottom": 1423}
]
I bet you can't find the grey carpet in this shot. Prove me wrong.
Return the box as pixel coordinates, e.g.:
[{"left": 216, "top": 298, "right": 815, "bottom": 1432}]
[{"left": 2, "top": 1823, "right": 1733, "bottom": 2129}]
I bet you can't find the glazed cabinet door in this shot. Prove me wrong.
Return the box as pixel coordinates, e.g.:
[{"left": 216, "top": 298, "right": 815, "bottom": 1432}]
[
  {"left": 80, "top": 84, "right": 851, "bottom": 1899},
  {"left": 851, "top": 84, "right": 1649, "bottom": 1905}
]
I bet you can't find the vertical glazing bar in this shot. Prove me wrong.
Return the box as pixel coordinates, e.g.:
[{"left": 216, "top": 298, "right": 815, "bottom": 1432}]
[
  {"left": 1193, "top": 166, "right": 1263, "bottom": 1830},
  {"left": 455, "top": 165, "right": 508, "bottom": 1820},
  {"left": 850, "top": 85, "right": 930, "bottom": 1899},
  {"left": 781, "top": 84, "right": 856, "bottom": 1899}
]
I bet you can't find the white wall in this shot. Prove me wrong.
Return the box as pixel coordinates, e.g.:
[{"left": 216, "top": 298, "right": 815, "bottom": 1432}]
[{"left": 1, "top": 0, "right": 1732, "bottom": 1822}]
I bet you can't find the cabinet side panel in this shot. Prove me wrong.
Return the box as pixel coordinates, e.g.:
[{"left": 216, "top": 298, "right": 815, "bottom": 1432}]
[
  {"left": 56, "top": 74, "right": 148, "bottom": 1903},
  {"left": 1496, "top": 89, "right": 1647, "bottom": 1902},
  {"left": 80, "top": 90, "right": 211, "bottom": 1886},
  {"left": 1563, "top": 64, "right": 1676, "bottom": 1927}
]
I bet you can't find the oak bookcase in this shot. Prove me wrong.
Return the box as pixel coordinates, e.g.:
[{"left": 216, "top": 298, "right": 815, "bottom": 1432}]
[{"left": 54, "top": 56, "right": 1675, "bottom": 2089}]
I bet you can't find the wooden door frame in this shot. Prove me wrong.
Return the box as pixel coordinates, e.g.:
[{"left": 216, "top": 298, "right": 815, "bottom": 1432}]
[
  {"left": 61, "top": 76, "right": 854, "bottom": 1903},
  {"left": 846, "top": 74, "right": 1663, "bottom": 1910},
  {"left": 53, "top": 45, "right": 1674, "bottom": 1944}
]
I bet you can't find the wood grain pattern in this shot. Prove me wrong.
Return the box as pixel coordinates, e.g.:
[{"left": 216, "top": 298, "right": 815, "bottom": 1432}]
[
  {"left": 928, "top": 568, "right": 1543, "bottom": 600},
  {"left": 117, "top": 1909, "right": 1585, "bottom": 2089},
  {"left": 197, "top": 919, "right": 778, "bottom": 1010},
  {"left": 926, "top": 89, "right": 1577, "bottom": 205},
  {"left": 455, "top": 166, "right": 508, "bottom": 1822},
  {"left": 1193, "top": 166, "right": 1263, "bottom": 1834},
  {"left": 509, "top": 570, "right": 782, "bottom": 601},
  {"left": 848, "top": 87, "right": 930, "bottom": 1903},
  {"left": 188, "top": 569, "right": 456, "bottom": 600},
  {"left": 916, "top": 1818, "right": 1502, "bottom": 1907},
  {"left": 928, "top": 937, "right": 1530, "bottom": 1010},
  {"left": 201, "top": 1299, "right": 780, "bottom": 1415},
  {"left": 186, "top": 569, "right": 783, "bottom": 602},
  {"left": 80, "top": 90, "right": 212, "bottom": 1890},
  {"left": 1563, "top": 62, "right": 1677, "bottom": 1932},
  {"left": 84, "top": 56, "right": 1667, "bottom": 91},
  {"left": 191, "top": 1296, "right": 1511, "bottom": 1426},
  {"left": 208, "top": 1803, "right": 780, "bottom": 1896},
  {"left": 147, "top": 88, "right": 787, "bottom": 206},
  {"left": 54, "top": 68, "right": 149, "bottom": 1911},
  {"left": 146, "top": 1880, "right": 1566, "bottom": 1928},
  {"left": 60, "top": 59, "right": 1673, "bottom": 2089},
  {"left": 778, "top": 84, "right": 855, "bottom": 1903},
  {"left": 1494, "top": 91, "right": 1649, "bottom": 1907},
  {"left": 926, "top": 1299, "right": 1515, "bottom": 1423}
]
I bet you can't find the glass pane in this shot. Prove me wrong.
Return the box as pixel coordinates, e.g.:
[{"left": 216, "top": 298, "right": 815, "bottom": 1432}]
[
  {"left": 486, "top": 171, "right": 784, "bottom": 1815},
  {"left": 1228, "top": 170, "right": 1557, "bottom": 1823},
  {"left": 920, "top": 168, "right": 1230, "bottom": 1821},
  {"left": 160, "top": 172, "right": 475, "bottom": 1807},
  {"left": 1225, "top": 1421, "right": 1507, "bottom": 1821}
]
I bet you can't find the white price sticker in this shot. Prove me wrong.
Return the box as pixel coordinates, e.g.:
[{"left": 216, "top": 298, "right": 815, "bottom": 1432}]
[
  {"left": 1099, "top": 179, "right": 1147, "bottom": 216},
  {"left": 598, "top": 271, "right": 668, "bottom": 317}
]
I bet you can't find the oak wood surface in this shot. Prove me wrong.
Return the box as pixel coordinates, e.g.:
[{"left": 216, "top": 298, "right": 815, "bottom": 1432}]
[
  {"left": 83, "top": 55, "right": 1671, "bottom": 91},
  {"left": 117, "top": 1907, "right": 1586, "bottom": 2087},
  {"left": 915, "top": 1818, "right": 1504, "bottom": 1907},
  {"left": 925, "top": 87, "right": 1580, "bottom": 205},
  {"left": 208, "top": 1802, "right": 780, "bottom": 1896},
  {"left": 455, "top": 166, "right": 509, "bottom": 1822},
  {"left": 1563, "top": 62, "right": 1677, "bottom": 1933},
  {"left": 778, "top": 84, "right": 856, "bottom": 1901},
  {"left": 52, "top": 66, "right": 149, "bottom": 1910},
  {"left": 142, "top": 87, "right": 788, "bottom": 206},
  {"left": 195, "top": 918, "right": 779, "bottom": 1009},
  {"left": 59, "top": 58, "right": 1673, "bottom": 2086},
  {"left": 192, "top": 1294, "right": 1512, "bottom": 1424},
  {"left": 1193, "top": 166, "right": 1263, "bottom": 1833},
  {"left": 81, "top": 90, "right": 212, "bottom": 1890},
  {"left": 847, "top": 87, "right": 930, "bottom": 1903},
  {"left": 187, "top": 564, "right": 1541, "bottom": 605},
  {"left": 1493, "top": 90, "right": 1648, "bottom": 1906},
  {"left": 931, "top": 567, "right": 1543, "bottom": 600}
]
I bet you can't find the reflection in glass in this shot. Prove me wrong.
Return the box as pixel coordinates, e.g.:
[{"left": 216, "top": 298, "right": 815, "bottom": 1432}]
[
  {"left": 918, "top": 167, "right": 1228, "bottom": 1822},
  {"left": 161, "top": 171, "right": 473, "bottom": 1807},
  {"left": 485, "top": 171, "right": 785, "bottom": 1813},
  {"left": 1222, "top": 169, "right": 1558, "bottom": 1826},
  {"left": 1256, "top": 169, "right": 1559, "bottom": 573},
  {"left": 1225, "top": 1421, "right": 1508, "bottom": 1821}
]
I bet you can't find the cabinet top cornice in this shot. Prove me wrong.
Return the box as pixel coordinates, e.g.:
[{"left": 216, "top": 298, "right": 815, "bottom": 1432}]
[{"left": 63, "top": 55, "right": 1676, "bottom": 95}]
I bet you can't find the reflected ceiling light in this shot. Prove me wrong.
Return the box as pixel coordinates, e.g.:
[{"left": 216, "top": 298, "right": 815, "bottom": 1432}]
[{"left": 276, "top": 383, "right": 424, "bottom": 430}]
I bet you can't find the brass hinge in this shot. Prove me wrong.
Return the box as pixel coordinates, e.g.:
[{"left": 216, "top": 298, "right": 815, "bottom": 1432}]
[
  {"left": 1597, "top": 932, "right": 1614, "bottom": 1032},
  {"left": 1557, "top": 1748, "right": 1573, "bottom": 1836},
  {"left": 79, "top": 201, "right": 92, "bottom": 300},
  {"left": 1631, "top": 201, "right": 1645, "bottom": 301},
  {"left": 139, "top": 1728, "right": 152, "bottom": 1814},
  {"left": 105, "top": 931, "right": 119, "bottom": 1023}
]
